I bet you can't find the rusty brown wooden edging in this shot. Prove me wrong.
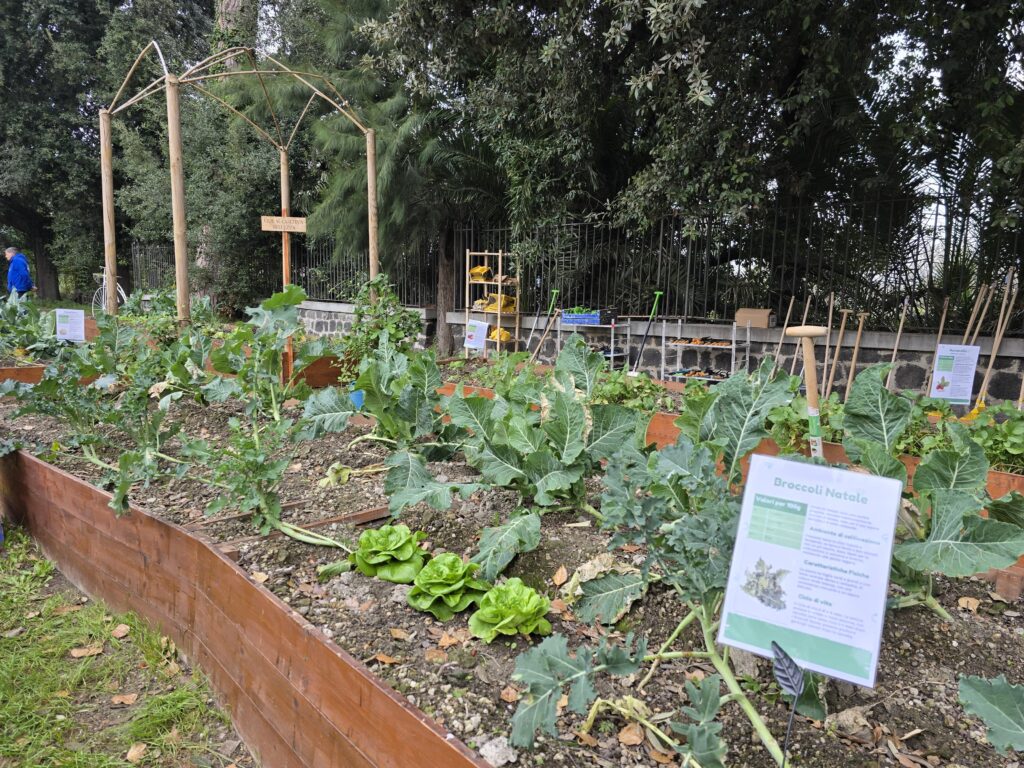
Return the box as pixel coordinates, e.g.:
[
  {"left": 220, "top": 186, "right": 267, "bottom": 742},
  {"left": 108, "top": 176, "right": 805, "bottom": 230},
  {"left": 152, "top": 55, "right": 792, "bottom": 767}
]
[{"left": 0, "top": 451, "right": 485, "bottom": 768}]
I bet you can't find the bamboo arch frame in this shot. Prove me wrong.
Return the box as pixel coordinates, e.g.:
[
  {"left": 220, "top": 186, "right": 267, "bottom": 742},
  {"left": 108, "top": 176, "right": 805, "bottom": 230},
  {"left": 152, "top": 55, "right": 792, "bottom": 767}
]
[{"left": 100, "top": 42, "right": 379, "bottom": 322}]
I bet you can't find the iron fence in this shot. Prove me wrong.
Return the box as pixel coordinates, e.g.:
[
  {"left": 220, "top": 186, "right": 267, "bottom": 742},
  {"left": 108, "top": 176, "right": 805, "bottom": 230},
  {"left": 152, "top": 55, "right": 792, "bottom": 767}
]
[
  {"left": 131, "top": 241, "right": 175, "bottom": 294},
  {"left": 453, "top": 197, "right": 1024, "bottom": 335},
  {"left": 294, "top": 239, "right": 437, "bottom": 306}
]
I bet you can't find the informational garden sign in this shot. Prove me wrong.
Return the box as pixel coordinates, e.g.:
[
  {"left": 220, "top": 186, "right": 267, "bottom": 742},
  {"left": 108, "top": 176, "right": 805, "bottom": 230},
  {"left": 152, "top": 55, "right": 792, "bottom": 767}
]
[
  {"left": 719, "top": 455, "right": 902, "bottom": 687},
  {"left": 928, "top": 344, "right": 981, "bottom": 404},
  {"left": 55, "top": 308, "right": 86, "bottom": 343},
  {"left": 464, "top": 320, "right": 488, "bottom": 350}
]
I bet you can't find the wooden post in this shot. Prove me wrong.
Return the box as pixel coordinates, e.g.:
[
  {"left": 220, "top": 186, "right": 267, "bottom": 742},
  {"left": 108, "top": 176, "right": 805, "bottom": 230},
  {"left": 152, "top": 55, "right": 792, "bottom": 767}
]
[
  {"left": 924, "top": 296, "right": 950, "bottom": 394},
  {"left": 366, "top": 129, "right": 380, "bottom": 281},
  {"left": 165, "top": 74, "right": 190, "bottom": 324},
  {"left": 99, "top": 109, "right": 118, "bottom": 316},
  {"left": 280, "top": 146, "right": 293, "bottom": 380},
  {"left": 824, "top": 308, "right": 852, "bottom": 400},
  {"left": 886, "top": 297, "right": 910, "bottom": 390}
]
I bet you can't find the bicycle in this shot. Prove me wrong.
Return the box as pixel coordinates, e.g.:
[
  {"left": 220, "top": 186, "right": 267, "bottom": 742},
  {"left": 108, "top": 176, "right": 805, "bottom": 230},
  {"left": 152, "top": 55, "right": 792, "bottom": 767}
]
[{"left": 91, "top": 272, "right": 127, "bottom": 317}]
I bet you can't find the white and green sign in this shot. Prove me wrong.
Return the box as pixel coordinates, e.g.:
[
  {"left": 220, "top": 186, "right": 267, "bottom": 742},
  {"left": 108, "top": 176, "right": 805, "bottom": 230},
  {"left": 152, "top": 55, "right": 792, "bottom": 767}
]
[
  {"left": 928, "top": 344, "right": 980, "bottom": 405},
  {"left": 718, "top": 455, "right": 902, "bottom": 687},
  {"left": 55, "top": 308, "right": 86, "bottom": 343}
]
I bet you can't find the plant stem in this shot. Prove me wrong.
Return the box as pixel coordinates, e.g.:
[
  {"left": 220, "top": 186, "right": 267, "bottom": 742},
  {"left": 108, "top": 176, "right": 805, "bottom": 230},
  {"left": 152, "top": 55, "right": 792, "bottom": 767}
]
[
  {"left": 272, "top": 519, "right": 353, "bottom": 552},
  {"left": 579, "top": 503, "right": 604, "bottom": 523},
  {"left": 639, "top": 610, "right": 699, "bottom": 690},
  {"left": 348, "top": 433, "right": 397, "bottom": 450}
]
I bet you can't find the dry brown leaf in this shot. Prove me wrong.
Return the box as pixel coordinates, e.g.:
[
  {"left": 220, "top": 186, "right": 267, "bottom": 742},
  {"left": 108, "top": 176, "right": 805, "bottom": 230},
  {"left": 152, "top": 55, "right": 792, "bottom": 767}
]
[
  {"left": 899, "top": 728, "right": 925, "bottom": 741},
  {"left": 389, "top": 628, "right": 412, "bottom": 641},
  {"left": 552, "top": 565, "right": 568, "bottom": 586},
  {"left": 252, "top": 571, "right": 270, "bottom": 584},
  {"left": 990, "top": 591, "right": 1009, "bottom": 603},
  {"left": 24, "top": 611, "right": 40, "bottom": 619},
  {"left": 438, "top": 629, "right": 469, "bottom": 648},
  {"left": 617, "top": 722, "right": 644, "bottom": 746},
  {"left": 684, "top": 669, "right": 706, "bottom": 683},
  {"left": 620, "top": 544, "right": 641, "bottom": 553},
  {"left": 126, "top": 743, "right": 147, "bottom": 764},
  {"left": 556, "top": 693, "right": 569, "bottom": 715},
  {"left": 53, "top": 605, "right": 81, "bottom": 616},
  {"left": 647, "top": 748, "right": 675, "bottom": 764},
  {"left": 358, "top": 600, "right": 375, "bottom": 613},
  {"left": 70, "top": 644, "right": 104, "bottom": 659},
  {"left": 374, "top": 653, "right": 400, "bottom": 665},
  {"left": 424, "top": 648, "right": 448, "bottom": 663},
  {"left": 111, "top": 693, "right": 139, "bottom": 706},
  {"left": 576, "top": 731, "right": 599, "bottom": 747},
  {"left": 500, "top": 686, "right": 521, "bottom": 703},
  {"left": 549, "top": 598, "right": 568, "bottom": 615},
  {"left": 958, "top": 596, "right": 980, "bottom": 613},
  {"left": 161, "top": 660, "right": 181, "bottom": 677},
  {"left": 111, "top": 624, "right": 131, "bottom": 639}
]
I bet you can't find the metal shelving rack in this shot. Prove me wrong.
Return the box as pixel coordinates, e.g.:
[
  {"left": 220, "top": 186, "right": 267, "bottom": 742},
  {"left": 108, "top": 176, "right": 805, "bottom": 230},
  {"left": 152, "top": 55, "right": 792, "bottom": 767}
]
[
  {"left": 556, "top": 317, "right": 630, "bottom": 369},
  {"left": 464, "top": 249, "right": 520, "bottom": 358},
  {"left": 660, "top": 321, "right": 751, "bottom": 383}
]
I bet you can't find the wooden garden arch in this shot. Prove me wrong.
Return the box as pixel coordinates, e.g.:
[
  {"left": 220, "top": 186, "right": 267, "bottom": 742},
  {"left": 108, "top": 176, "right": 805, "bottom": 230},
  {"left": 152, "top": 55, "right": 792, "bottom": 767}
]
[{"left": 100, "top": 42, "right": 379, "bottom": 322}]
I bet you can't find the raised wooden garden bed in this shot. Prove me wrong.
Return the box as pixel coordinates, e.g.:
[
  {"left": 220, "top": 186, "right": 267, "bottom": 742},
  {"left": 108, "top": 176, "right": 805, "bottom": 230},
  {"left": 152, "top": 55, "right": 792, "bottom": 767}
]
[{"left": 0, "top": 450, "right": 484, "bottom": 768}]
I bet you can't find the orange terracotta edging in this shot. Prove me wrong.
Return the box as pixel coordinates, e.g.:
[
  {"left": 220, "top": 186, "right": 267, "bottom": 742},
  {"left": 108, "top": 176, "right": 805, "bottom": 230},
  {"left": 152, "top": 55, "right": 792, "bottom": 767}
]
[{"left": 0, "top": 452, "right": 484, "bottom": 768}]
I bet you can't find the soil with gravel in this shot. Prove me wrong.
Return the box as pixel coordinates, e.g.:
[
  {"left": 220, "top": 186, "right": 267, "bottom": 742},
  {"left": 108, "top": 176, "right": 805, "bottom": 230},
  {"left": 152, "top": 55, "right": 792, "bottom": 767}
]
[{"left": 2, "top": 395, "right": 1023, "bottom": 768}]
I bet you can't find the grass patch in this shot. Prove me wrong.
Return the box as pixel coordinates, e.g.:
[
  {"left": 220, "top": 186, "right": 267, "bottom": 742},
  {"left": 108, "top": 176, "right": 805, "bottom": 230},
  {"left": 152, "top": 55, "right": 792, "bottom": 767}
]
[{"left": 0, "top": 526, "right": 247, "bottom": 767}]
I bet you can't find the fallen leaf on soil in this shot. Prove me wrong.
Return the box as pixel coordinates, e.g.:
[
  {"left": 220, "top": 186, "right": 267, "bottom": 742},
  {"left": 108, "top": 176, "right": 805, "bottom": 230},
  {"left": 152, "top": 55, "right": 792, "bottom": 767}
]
[
  {"left": 957, "top": 597, "right": 980, "bottom": 612},
  {"left": 620, "top": 544, "right": 641, "bottom": 553},
  {"left": 647, "top": 747, "right": 675, "bottom": 764},
  {"left": 556, "top": 693, "right": 569, "bottom": 715},
  {"left": 576, "top": 731, "right": 598, "bottom": 747},
  {"left": 126, "top": 743, "right": 147, "bottom": 763},
  {"left": 252, "top": 571, "right": 270, "bottom": 584},
  {"left": 549, "top": 598, "right": 568, "bottom": 614},
  {"left": 552, "top": 565, "right": 568, "bottom": 586},
  {"left": 24, "top": 611, "right": 39, "bottom": 619},
  {"left": 500, "top": 686, "right": 521, "bottom": 703},
  {"left": 70, "top": 644, "right": 104, "bottom": 659},
  {"left": 373, "top": 653, "right": 400, "bottom": 665},
  {"left": 4, "top": 627, "right": 25, "bottom": 638},
  {"left": 282, "top": 398, "right": 301, "bottom": 409},
  {"left": 827, "top": 705, "right": 873, "bottom": 741},
  {"left": 161, "top": 660, "right": 181, "bottom": 677},
  {"left": 989, "top": 591, "right": 1009, "bottom": 603},
  {"left": 358, "top": 600, "right": 375, "bottom": 613},
  {"left": 617, "top": 722, "right": 644, "bottom": 746},
  {"left": 53, "top": 605, "right": 81, "bottom": 616},
  {"left": 111, "top": 623, "right": 131, "bottom": 639},
  {"left": 684, "top": 669, "right": 706, "bottom": 683},
  {"left": 438, "top": 629, "right": 469, "bottom": 648},
  {"left": 424, "top": 648, "right": 448, "bottom": 663},
  {"left": 899, "top": 728, "right": 925, "bottom": 741},
  {"left": 389, "top": 628, "right": 412, "bottom": 641},
  {"left": 111, "top": 693, "right": 139, "bottom": 706}
]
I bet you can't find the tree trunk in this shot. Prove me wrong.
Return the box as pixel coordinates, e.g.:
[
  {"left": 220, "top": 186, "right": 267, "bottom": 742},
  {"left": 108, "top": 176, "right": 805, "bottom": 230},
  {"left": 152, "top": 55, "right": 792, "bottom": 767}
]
[
  {"left": 27, "top": 228, "right": 60, "bottom": 300},
  {"left": 435, "top": 225, "right": 455, "bottom": 357}
]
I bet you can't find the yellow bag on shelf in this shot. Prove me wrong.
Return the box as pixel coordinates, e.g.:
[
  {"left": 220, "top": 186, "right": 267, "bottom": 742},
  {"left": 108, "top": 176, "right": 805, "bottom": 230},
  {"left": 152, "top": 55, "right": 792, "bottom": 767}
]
[
  {"left": 469, "top": 265, "right": 492, "bottom": 281},
  {"left": 489, "top": 327, "right": 512, "bottom": 343}
]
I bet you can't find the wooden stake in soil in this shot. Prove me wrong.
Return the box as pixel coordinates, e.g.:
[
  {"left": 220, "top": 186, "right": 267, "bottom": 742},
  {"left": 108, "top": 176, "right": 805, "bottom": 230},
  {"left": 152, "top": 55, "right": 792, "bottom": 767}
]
[
  {"left": 821, "top": 292, "right": 835, "bottom": 391},
  {"left": 977, "top": 272, "right": 1018, "bottom": 407},
  {"left": 962, "top": 284, "right": 988, "bottom": 344},
  {"left": 789, "top": 294, "right": 813, "bottom": 375},
  {"left": 970, "top": 284, "right": 996, "bottom": 346},
  {"left": 165, "top": 74, "right": 190, "bottom": 324},
  {"left": 771, "top": 296, "right": 796, "bottom": 373},
  {"left": 366, "top": 129, "right": 380, "bottom": 281},
  {"left": 529, "top": 309, "right": 561, "bottom": 365},
  {"left": 886, "top": 297, "right": 910, "bottom": 391},
  {"left": 843, "top": 312, "right": 869, "bottom": 403},
  {"left": 280, "top": 146, "right": 293, "bottom": 380},
  {"left": 924, "top": 296, "right": 950, "bottom": 394},
  {"left": 785, "top": 325, "right": 827, "bottom": 459},
  {"left": 824, "top": 309, "right": 852, "bottom": 400},
  {"left": 99, "top": 109, "right": 118, "bottom": 316}
]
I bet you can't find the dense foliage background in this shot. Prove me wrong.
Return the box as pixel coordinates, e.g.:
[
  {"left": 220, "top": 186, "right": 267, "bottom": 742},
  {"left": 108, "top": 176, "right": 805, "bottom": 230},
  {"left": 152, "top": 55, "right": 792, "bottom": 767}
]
[{"left": 1, "top": 0, "right": 1021, "bottom": 347}]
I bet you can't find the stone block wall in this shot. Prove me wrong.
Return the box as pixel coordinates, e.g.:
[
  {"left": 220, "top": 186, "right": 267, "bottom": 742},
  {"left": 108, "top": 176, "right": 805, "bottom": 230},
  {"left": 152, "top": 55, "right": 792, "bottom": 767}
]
[
  {"left": 298, "top": 300, "right": 436, "bottom": 350},
  {"left": 447, "top": 313, "right": 1024, "bottom": 403}
]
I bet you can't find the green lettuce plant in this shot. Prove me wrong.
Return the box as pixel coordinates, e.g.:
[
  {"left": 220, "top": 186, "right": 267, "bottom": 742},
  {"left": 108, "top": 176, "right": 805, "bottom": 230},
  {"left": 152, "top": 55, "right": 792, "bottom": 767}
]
[
  {"left": 468, "top": 578, "right": 552, "bottom": 643},
  {"left": 407, "top": 553, "right": 491, "bottom": 620},
  {"left": 350, "top": 524, "right": 428, "bottom": 583}
]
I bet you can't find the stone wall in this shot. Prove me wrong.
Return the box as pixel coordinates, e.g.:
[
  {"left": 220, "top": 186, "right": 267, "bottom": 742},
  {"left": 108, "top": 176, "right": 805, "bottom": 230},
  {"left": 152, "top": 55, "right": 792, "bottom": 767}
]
[
  {"left": 298, "top": 300, "right": 436, "bottom": 350},
  {"left": 446, "top": 313, "right": 1024, "bottom": 403}
]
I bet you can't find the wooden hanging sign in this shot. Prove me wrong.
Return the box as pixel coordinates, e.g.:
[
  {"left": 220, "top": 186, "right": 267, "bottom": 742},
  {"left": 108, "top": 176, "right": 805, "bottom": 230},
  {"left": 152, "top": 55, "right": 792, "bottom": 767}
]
[{"left": 261, "top": 215, "right": 307, "bottom": 233}]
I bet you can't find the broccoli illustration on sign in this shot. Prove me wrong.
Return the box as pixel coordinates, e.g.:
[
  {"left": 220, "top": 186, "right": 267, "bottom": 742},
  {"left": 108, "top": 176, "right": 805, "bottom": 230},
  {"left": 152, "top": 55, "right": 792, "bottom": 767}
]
[{"left": 742, "top": 558, "right": 789, "bottom": 610}]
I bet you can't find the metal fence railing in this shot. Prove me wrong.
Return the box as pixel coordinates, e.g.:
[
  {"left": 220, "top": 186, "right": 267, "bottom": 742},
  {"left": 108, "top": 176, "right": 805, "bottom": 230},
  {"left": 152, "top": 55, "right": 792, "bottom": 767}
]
[{"left": 454, "top": 197, "right": 1024, "bottom": 336}]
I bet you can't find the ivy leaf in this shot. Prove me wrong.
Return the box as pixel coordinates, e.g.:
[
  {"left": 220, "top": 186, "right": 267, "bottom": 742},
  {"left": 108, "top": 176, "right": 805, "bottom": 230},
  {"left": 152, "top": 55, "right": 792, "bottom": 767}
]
[
  {"left": 913, "top": 424, "right": 989, "bottom": 494},
  {"left": 959, "top": 674, "right": 1024, "bottom": 754},
  {"left": 472, "top": 511, "right": 542, "bottom": 581},
  {"left": 894, "top": 490, "right": 1024, "bottom": 577},
  {"left": 574, "top": 571, "right": 647, "bottom": 624},
  {"left": 700, "top": 358, "right": 793, "bottom": 481},
  {"left": 302, "top": 387, "right": 353, "bottom": 438},
  {"left": 511, "top": 634, "right": 597, "bottom": 747},
  {"left": 383, "top": 451, "right": 481, "bottom": 515},
  {"left": 842, "top": 364, "right": 913, "bottom": 459}
]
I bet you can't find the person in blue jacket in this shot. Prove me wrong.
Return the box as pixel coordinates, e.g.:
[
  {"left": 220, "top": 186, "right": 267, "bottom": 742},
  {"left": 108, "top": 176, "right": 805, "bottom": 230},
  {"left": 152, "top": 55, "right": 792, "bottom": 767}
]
[{"left": 5, "top": 247, "right": 33, "bottom": 295}]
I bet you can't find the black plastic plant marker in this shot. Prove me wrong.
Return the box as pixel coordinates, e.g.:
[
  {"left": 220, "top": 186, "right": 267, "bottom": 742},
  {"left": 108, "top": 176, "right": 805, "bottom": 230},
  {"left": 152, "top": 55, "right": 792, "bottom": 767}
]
[{"left": 771, "top": 641, "right": 805, "bottom": 767}]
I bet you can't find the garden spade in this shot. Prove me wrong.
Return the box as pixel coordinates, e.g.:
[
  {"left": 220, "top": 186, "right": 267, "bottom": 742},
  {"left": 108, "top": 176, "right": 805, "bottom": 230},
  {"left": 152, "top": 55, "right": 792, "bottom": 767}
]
[
  {"left": 630, "top": 290, "right": 664, "bottom": 375},
  {"left": 785, "top": 325, "right": 827, "bottom": 459}
]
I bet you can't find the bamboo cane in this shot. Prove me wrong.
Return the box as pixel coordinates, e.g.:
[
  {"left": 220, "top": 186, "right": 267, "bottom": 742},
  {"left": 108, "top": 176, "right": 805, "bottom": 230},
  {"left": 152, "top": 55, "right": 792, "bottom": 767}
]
[
  {"left": 924, "top": 296, "right": 950, "bottom": 394},
  {"left": 970, "top": 284, "right": 997, "bottom": 346},
  {"left": 977, "top": 277, "right": 1018, "bottom": 407},
  {"left": 843, "top": 312, "right": 869, "bottom": 402},
  {"left": 886, "top": 297, "right": 910, "bottom": 390},
  {"left": 962, "top": 284, "right": 988, "bottom": 344},
  {"left": 821, "top": 292, "right": 835, "bottom": 390},
  {"left": 824, "top": 309, "right": 852, "bottom": 400},
  {"left": 771, "top": 296, "right": 796, "bottom": 373},
  {"left": 529, "top": 309, "right": 561, "bottom": 365},
  {"left": 790, "top": 294, "right": 812, "bottom": 375}
]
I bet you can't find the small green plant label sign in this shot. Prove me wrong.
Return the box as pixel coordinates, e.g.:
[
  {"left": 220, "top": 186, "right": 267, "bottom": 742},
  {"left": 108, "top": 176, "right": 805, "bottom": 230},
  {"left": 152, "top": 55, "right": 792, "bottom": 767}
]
[
  {"left": 719, "top": 455, "right": 902, "bottom": 687},
  {"left": 928, "top": 344, "right": 980, "bottom": 404}
]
